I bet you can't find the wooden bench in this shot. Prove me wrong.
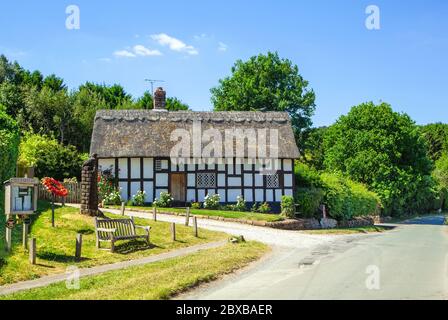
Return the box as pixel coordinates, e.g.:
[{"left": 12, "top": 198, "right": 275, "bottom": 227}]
[{"left": 94, "top": 217, "right": 151, "bottom": 253}]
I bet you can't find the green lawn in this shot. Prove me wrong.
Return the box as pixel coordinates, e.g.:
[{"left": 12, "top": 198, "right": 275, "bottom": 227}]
[
  {"left": 301, "top": 225, "right": 390, "bottom": 235},
  {"left": 0, "top": 201, "right": 227, "bottom": 286},
  {"left": 105, "top": 205, "right": 284, "bottom": 223},
  {"left": 1, "top": 241, "right": 268, "bottom": 300}
]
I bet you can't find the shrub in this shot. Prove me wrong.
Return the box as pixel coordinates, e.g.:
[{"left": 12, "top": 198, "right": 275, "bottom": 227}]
[
  {"left": 132, "top": 190, "right": 146, "bottom": 206},
  {"left": 204, "top": 194, "right": 220, "bottom": 210},
  {"left": 0, "top": 108, "right": 19, "bottom": 215},
  {"left": 18, "top": 132, "right": 87, "bottom": 180},
  {"left": 98, "top": 167, "right": 117, "bottom": 202},
  {"left": 191, "top": 202, "right": 201, "bottom": 209},
  {"left": 234, "top": 196, "right": 247, "bottom": 211},
  {"left": 153, "top": 192, "right": 173, "bottom": 208},
  {"left": 257, "top": 202, "right": 271, "bottom": 214},
  {"left": 251, "top": 202, "right": 259, "bottom": 212},
  {"left": 103, "top": 189, "right": 122, "bottom": 205},
  {"left": 281, "top": 195, "right": 295, "bottom": 218},
  {"left": 295, "top": 187, "right": 325, "bottom": 218}
]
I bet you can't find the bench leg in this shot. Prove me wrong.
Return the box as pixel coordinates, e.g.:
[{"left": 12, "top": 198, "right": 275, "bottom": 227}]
[{"left": 111, "top": 240, "right": 115, "bottom": 253}]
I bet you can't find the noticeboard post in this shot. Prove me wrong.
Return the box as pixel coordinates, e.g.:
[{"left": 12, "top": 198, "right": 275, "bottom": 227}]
[{"left": 3, "top": 178, "right": 39, "bottom": 252}]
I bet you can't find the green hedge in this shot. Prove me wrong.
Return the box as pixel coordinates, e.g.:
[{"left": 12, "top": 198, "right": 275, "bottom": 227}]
[
  {"left": 295, "top": 162, "right": 381, "bottom": 220},
  {"left": 0, "top": 108, "right": 20, "bottom": 215}
]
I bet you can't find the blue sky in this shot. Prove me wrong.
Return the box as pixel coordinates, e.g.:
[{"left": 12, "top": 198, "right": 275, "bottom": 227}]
[{"left": 0, "top": 0, "right": 447, "bottom": 127}]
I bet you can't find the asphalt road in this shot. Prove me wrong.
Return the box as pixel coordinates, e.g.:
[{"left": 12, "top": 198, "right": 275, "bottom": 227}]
[{"left": 184, "top": 215, "right": 448, "bottom": 300}]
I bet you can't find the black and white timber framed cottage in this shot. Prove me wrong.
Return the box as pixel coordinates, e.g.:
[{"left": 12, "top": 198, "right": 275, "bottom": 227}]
[{"left": 90, "top": 88, "right": 299, "bottom": 210}]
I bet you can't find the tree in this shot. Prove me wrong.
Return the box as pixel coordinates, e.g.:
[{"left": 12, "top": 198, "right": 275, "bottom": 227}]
[
  {"left": 420, "top": 123, "right": 448, "bottom": 162},
  {"left": 136, "top": 91, "right": 190, "bottom": 111},
  {"left": 18, "top": 133, "right": 88, "bottom": 180},
  {"left": 0, "top": 107, "right": 20, "bottom": 197},
  {"left": 323, "top": 102, "right": 435, "bottom": 215},
  {"left": 433, "top": 154, "right": 448, "bottom": 210},
  {"left": 300, "top": 126, "right": 328, "bottom": 170},
  {"left": 210, "top": 52, "right": 315, "bottom": 137},
  {"left": 78, "top": 82, "right": 133, "bottom": 109}
]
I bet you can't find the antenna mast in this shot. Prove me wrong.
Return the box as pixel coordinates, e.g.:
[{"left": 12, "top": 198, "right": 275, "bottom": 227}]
[{"left": 144, "top": 79, "right": 165, "bottom": 96}]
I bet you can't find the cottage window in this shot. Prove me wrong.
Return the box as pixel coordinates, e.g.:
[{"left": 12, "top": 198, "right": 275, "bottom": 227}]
[
  {"left": 197, "top": 172, "right": 216, "bottom": 188},
  {"left": 155, "top": 159, "right": 168, "bottom": 171},
  {"left": 266, "top": 174, "right": 281, "bottom": 188}
]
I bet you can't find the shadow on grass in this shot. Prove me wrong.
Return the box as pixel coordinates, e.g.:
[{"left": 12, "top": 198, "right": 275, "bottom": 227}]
[
  {"left": 111, "top": 240, "right": 160, "bottom": 255},
  {"left": 37, "top": 251, "right": 91, "bottom": 264}
]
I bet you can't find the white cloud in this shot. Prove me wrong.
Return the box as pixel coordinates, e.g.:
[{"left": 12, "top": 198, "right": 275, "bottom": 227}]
[
  {"left": 114, "top": 50, "right": 136, "bottom": 58},
  {"left": 133, "top": 45, "right": 162, "bottom": 56},
  {"left": 98, "top": 57, "right": 112, "bottom": 63},
  {"left": 218, "top": 42, "right": 228, "bottom": 52},
  {"left": 151, "top": 33, "right": 198, "bottom": 55}
]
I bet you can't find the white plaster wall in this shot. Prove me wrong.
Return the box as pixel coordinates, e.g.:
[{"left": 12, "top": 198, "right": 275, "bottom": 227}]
[
  {"left": 255, "top": 174, "right": 263, "bottom": 187},
  {"left": 155, "top": 189, "right": 168, "bottom": 199},
  {"left": 130, "top": 182, "right": 140, "bottom": 199},
  {"left": 198, "top": 189, "right": 206, "bottom": 202},
  {"left": 244, "top": 174, "right": 253, "bottom": 187},
  {"left": 283, "top": 159, "right": 293, "bottom": 171},
  {"left": 160, "top": 160, "right": 169, "bottom": 170},
  {"left": 187, "top": 189, "right": 196, "bottom": 202},
  {"left": 188, "top": 174, "right": 196, "bottom": 187},
  {"left": 275, "top": 189, "right": 283, "bottom": 201},
  {"left": 227, "top": 189, "right": 241, "bottom": 202},
  {"left": 143, "top": 181, "right": 154, "bottom": 202},
  {"left": 244, "top": 189, "right": 253, "bottom": 202},
  {"left": 98, "top": 159, "right": 114, "bottom": 173},
  {"left": 156, "top": 173, "right": 168, "bottom": 187},
  {"left": 143, "top": 158, "right": 154, "bottom": 179},
  {"left": 131, "top": 158, "right": 140, "bottom": 179},
  {"left": 118, "top": 158, "right": 128, "bottom": 179},
  {"left": 284, "top": 174, "right": 293, "bottom": 187},
  {"left": 217, "top": 174, "right": 226, "bottom": 187},
  {"left": 255, "top": 189, "right": 264, "bottom": 202},
  {"left": 119, "top": 181, "right": 128, "bottom": 201},
  {"left": 266, "top": 189, "right": 274, "bottom": 202},
  {"left": 228, "top": 177, "right": 241, "bottom": 186},
  {"left": 284, "top": 189, "right": 293, "bottom": 196},
  {"left": 218, "top": 164, "right": 225, "bottom": 172},
  {"left": 218, "top": 189, "right": 226, "bottom": 202}
]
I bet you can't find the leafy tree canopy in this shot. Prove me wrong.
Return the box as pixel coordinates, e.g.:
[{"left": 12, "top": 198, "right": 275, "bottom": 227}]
[
  {"left": 420, "top": 123, "right": 448, "bottom": 162},
  {"left": 210, "top": 51, "right": 316, "bottom": 136},
  {"left": 323, "top": 102, "right": 435, "bottom": 215}
]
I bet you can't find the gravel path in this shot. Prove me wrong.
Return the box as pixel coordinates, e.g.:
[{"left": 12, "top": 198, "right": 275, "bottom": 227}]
[{"left": 102, "top": 207, "right": 340, "bottom": 249}]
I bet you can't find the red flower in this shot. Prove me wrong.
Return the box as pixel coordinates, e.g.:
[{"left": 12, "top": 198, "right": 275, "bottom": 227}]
[{"left": 41, "top": 177, "right": 69, "bottom": 198}]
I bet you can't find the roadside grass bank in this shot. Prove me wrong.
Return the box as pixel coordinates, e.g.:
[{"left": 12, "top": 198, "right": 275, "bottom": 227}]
[
  {"left": 1, "top": 241, "right": 268, "bottom": 300},
  {"left": 0, "top": 201, "right": 227, "bottom": 286},
  {"left": 104, "top": 205, "right": 284, "bottom": 223},
  {"left": 301, "top": 225, "right": 390, "bottom": 235}
]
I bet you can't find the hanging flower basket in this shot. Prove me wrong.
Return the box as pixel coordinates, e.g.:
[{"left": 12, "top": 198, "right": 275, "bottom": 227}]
[{"left": 41, "top": 177, "right": 69, "bottom": 198}]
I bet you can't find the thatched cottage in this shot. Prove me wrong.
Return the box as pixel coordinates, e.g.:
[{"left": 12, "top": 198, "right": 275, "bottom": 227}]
[{"left": 90, "top": 88, "right": 299, "bottom": 209}]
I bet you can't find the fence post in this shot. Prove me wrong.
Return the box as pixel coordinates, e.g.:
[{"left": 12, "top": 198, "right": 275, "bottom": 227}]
[
  {"left": 185, "top": 207, "right": 190, "bottom": 226},
  {"left": 22, "top": 222, "right": 29, "bottom": 249},
  {"left": 75, "top": 233, "right": 82, "bottom": 261},
  {"left": 171, "top": 223, "right": 176, "bottom": 241},
  {"left": 153, "top": 207, "right": 157, "bottom": 221},
  {"left": 121, "top": 202, "right": 125, "bottom": 216},
  {"left": 29, "top": 238, "right": 36, "bottom": 265},
  {"left": 193, "top": 217, "right": 198, "bottom": 238}
]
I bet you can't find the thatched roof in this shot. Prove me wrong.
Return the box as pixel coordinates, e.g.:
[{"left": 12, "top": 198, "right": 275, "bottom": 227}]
[{"left": 90, "top": 110, "right": 300, "bottom": 159}]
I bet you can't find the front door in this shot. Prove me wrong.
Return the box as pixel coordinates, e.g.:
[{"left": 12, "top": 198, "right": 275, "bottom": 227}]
[{"left": 170, "top": 173, "right": 186, "bottom": 203}]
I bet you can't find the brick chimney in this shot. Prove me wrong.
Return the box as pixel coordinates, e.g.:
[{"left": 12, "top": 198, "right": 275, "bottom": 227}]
[{"left": 153, "top": 87, "right": 167, "bottom": 111}]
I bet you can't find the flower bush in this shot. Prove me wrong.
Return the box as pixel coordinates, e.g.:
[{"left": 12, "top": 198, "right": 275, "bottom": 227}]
[
  {"left": 132, "top": 190, "right": 146, "bottom": 206},
  {"left": 204, "top": 194, "right": 220, "bottom": 210},
  {"left": 41, "top": 177, "right": 69, "bottom": 198},
  {"left": 103, "top": 189, "right": 122, "bottom": 205},
  {"left": 257, "top": 202, "right": 271, "bottom": 214},
  {"left": 234, "top": 196, "right": 247, "bottom": 211},
  {"left": 153, "top": 192, "right": 173, "bottom": 208},
  {"left": 281, "top": 195, "right": 295, "bottom": 218},
  {"left": 191, "top": 202, "right": 201, "bottom": 209}
]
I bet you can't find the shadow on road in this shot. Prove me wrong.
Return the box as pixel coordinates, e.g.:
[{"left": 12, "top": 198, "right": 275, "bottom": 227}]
[{"left": 396, "top": 215, "right": 446, "bottom": 226}]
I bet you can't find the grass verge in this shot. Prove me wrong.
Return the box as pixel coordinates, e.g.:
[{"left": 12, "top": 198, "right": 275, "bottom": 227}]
[
  {"left": 0, "top": 201, "right": 226, "bottom": 286},
  {"left": 105, "top": 205, "right": 284, "bottom": 223},
  {"left": 301, "top": 225, "right": 389, "bottom": 235},
  {"left": 1, "top": 241, "right": 268, "bottom": 300}
]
